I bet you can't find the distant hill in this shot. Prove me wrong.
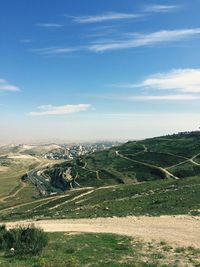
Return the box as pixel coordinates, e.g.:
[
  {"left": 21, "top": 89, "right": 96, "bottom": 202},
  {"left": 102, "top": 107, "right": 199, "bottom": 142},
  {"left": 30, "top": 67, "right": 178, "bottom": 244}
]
[
  {"left": 0, "top": 143, "right": 63, "bottom": 156},
  {"left": 45, "top": 131, "right": 200, "bottom": 189}
]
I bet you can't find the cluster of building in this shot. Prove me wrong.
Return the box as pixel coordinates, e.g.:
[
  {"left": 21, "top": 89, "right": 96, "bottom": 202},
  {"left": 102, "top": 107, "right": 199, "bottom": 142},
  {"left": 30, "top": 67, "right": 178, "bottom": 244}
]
[{"left": 43, "top": 142, "right": 120, "bottom": 160}]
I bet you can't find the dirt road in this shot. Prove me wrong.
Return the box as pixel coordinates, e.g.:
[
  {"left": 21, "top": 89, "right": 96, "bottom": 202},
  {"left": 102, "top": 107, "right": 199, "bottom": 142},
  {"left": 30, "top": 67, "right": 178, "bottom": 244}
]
[
  {"left": 115, "top": 151, "right": 179, "bottom": 180},
  {"left": 4, "top": 215, "right": 200, "bottom": 248}
]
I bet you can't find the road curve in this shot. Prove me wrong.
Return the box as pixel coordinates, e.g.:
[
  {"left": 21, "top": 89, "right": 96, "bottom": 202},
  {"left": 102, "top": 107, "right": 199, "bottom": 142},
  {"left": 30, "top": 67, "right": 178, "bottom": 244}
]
[{"left": 4, "top": 215, "right": 200, "bottom": 248}]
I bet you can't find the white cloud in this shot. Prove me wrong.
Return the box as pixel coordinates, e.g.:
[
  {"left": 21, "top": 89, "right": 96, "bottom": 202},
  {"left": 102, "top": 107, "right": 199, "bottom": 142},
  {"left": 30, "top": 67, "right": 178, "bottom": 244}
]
[
  {"left": 135, "top": 69, "right": 200, "bottom": 93},
  {"left": 32, "top": 47, "right": 77, "bottom": 55},
  {"left": 72, "top": 12, "right": 141, "bottom": 24},
  {"left": 37, "top": 23, "right": 63, "bottom": 28},
  {"left": 89, "top": 28, "right": 200, "bottom": 52},
  {"left": 32, "top": 27, "right": 200, "bottom": 55},
  {"left": 126, "top": 94, "right": 200, "bottom": 101},
  {"left": 29, "top": 104, "right": 91, "bottom": 116},
  {"left": 0, "top": 79, "right": 20, "bottom": 92},
  {"left": 144, "top": 4, "right": 179, "bottom": 13}
]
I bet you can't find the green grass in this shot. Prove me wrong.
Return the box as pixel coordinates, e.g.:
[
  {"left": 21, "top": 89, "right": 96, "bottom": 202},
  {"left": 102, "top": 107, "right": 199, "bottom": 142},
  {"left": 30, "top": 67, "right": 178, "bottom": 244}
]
[
  {"left": 0, "top": 232, "right": 199, "bottom": 267},
  {"left": 141, "top": 132, "right": 200, "bottom": 157},
  {"left": 1, "top": 176, "right": 199, "bottom": 221},
  {"left": 0, "top": 165, "right": 25, "bottom": 198},
  {"left": 0, "top": 182, "right": 41, "bottom": 211},
  {"left": 39, "top": 132, "right": 200, "bottom": 194},
  {"left": 1, "top": 132, "right": 200, "bottom": 221},
  {"left": 169, "top": 162, "right": 200, "bottom": 178},
  {"left": 0, "top": 155, "right": 40, "bottom": 198},
  {"left": 126, "top": 152, "right": 184, "bottom": 168}
]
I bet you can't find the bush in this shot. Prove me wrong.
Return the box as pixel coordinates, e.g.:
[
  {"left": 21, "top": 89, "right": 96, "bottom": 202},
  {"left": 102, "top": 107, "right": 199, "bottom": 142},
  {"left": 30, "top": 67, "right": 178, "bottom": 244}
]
[
  {"left": 0, "top": 225, "right": 7, "bottom": 249},
  {"left": 0, "top": 224, "right": 48, "bottom": 256}
]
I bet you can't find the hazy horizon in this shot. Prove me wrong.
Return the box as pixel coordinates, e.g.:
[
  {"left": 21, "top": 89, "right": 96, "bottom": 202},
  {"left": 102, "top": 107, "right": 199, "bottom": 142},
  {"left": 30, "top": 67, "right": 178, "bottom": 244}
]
[{"left": 1, "top": 0, "right": 200, "bottom": 142}]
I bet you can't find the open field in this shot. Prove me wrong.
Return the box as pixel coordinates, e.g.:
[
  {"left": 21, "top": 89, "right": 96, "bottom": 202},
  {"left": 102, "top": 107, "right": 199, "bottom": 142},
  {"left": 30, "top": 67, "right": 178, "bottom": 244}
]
[
  {"left": 0, "top": 232, "right": 200, "bottom": 267},
  {"left": 0, "top": 157, "right": 39, "bottom": 198}
]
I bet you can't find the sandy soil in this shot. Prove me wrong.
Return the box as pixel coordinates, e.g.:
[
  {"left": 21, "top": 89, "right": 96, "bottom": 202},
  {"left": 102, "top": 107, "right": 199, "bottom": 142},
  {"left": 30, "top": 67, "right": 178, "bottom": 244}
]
[
  {"left": 7, "top": 154, "right": 36, "bottom": 160},
  {"left": 0, "top": 166, "right": 9, "bottom": 172},
  {"left": 4, "top": 215, "right": 200, "bottom": 248}
]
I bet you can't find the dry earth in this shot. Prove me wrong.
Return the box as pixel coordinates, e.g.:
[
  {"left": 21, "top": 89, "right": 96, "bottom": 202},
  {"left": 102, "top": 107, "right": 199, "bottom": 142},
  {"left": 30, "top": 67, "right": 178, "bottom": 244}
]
[{"left": 4, "top": 215, "right": 200, "bottom": 248}]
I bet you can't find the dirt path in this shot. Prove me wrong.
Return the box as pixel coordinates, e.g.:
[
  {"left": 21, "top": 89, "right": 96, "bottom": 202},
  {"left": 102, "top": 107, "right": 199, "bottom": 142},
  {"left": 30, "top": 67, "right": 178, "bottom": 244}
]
[
  {"left": 0, "top": 181, "right": 27, "bottom": 203},
  {"left": 49, "top": 189, "right": 95, "bottom": 210},
  {"left": 0, "top": 187, "right": 94, "bottom": 213},
  {"left": 4, "top": 216, "right": 200, "bottom": 248},
  {"left": 116, "top": 151, "right": 179, "bottom": 180}
]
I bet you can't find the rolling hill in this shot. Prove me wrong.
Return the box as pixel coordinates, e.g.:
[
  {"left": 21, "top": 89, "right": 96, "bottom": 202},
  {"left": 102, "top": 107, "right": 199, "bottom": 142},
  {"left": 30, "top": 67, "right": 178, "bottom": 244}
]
[
  {"left": 45, "top": 131, "right": 200, "bottom": 189},
  {"left": 0, "top": 131, "right": 199, "bottom": 222}
]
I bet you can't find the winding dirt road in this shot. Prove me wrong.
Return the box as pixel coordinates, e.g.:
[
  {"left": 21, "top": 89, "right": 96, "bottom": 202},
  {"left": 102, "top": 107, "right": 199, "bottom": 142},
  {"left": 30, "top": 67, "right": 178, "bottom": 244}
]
[
  {"left": 115, "top": 151, "right": 179, "bottom": 180},
  {"left": 4, "top": 215, "right": 200, "bottom": 248}
]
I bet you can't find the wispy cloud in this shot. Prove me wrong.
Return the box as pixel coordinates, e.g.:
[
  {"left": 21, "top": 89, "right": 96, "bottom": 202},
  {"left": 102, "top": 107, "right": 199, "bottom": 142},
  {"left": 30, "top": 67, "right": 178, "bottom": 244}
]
[
  {"left": 36, "top": 23, "right": 63, "bottom": 28},
  {"left": 125, "top": 94, "right": 200, "bottom": 101},
  {"left": 29, "top": 104, "right": 91, "bottom": 116},
  {"left": 32, "top": 47, "right": 78, "bottom": 55},
  {"left": 71, "top": 12, "right": 141, "bottom": 24},
  {"left": 110, "top": 69, "right": 200, "bottom": 102},
  {"left": 135, "top": 69, "right": 200, "bottom": 93},
  {"left": 144, "top": 4, "right": 179, "bottom": 13},
  {"left": 20, "top": 39, "right": 33, "bottom": 43},
  {"left": 34, "top": 28, "right": 200, "bottom": 56},
  {"left": 0, "top": 79, "right": 20, "bottom": 92},
  {"left": 89, "top": 28, "right": 200, "bottom": 52}
]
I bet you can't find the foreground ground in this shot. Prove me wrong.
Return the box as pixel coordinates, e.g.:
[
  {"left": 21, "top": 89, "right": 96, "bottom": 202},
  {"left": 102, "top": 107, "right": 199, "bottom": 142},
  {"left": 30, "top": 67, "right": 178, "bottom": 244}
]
[
  {"left": 5, "top": 215, "right": 200, "bottom": 248},
  {"left": 0, "top": 232, "right": 200, "bottom": 267}
]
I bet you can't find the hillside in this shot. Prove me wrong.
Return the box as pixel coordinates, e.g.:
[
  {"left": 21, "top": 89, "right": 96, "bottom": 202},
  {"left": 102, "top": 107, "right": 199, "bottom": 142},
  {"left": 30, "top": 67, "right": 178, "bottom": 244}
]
[
  {"left": 45, "top": 131, "right": 200, "bottom": 189},
  {"left": 0, "top": 131, "right": 200, "bottom": 222}
]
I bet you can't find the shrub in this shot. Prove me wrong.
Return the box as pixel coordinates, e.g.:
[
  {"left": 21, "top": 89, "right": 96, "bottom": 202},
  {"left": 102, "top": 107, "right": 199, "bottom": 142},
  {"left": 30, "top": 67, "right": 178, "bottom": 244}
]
[
  {"left": 0, "top": 224, "right": 7, "bottom": 249},
  {"left": 1, "top": 224, "right": 48, "bottom": 256}
]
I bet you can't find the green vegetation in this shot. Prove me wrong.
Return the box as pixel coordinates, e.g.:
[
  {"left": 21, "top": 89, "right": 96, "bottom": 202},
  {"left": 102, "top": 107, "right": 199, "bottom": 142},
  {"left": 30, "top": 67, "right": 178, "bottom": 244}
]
[
  {"left": 0, "top": 225, "right": 48, "bottom": 256},
  {"left": 44, "top": 131, "right": 200, "bottom": 190},
  {"left": 0, "top": 232, "right": 199, "bottom": 267},
  {"left": 0, "top": 233, "right": 200, "bottom": 267},
  {"left": 0, "top": 164, "right": 30, "bottom": 198},
  {"left": 1, "top": 176, "right": 199, "bottom": 221},
  {"left": 169, "top": 161, "right": 200, "bottom": 178},
  {"left": 0, "top": 132, "right": 200, "bottom": 221},
  {"left": 0, "top": 154, "right": 40, "bottom": 198}
]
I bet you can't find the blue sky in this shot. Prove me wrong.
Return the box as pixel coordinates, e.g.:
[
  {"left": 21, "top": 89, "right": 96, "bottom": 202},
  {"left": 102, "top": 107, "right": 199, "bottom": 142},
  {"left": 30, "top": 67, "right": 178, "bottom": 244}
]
[{"left": 1, "top": 0, "right": 200, "bottom": 142}]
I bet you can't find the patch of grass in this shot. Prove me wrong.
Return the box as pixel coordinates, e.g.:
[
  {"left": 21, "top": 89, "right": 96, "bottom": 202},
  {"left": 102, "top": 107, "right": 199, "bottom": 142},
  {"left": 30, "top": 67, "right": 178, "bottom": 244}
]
[
  {"left": 0, "top": 233, "right": 199, "bottom": 267},
  {"left": 175, "top": 247, "right": 186, "bottom": 253},
  {"left": 170, "top": 162, "right": 200, "bottom": 178},
  {"left": 1, "top": 176, "right": 199, "bottom": 221}
]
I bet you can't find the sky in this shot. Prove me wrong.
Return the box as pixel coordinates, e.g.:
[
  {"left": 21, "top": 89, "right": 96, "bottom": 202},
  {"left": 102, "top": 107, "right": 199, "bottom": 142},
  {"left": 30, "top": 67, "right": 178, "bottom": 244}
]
[{"left": 1, "top": 0, "right": 200, "bottom": 143}]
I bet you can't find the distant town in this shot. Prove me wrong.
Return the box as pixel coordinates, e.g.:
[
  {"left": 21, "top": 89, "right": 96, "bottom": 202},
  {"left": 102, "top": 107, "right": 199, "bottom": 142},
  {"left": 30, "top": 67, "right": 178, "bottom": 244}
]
[{"left": 42, "top": 142, "right": 121, "bottom": 160}]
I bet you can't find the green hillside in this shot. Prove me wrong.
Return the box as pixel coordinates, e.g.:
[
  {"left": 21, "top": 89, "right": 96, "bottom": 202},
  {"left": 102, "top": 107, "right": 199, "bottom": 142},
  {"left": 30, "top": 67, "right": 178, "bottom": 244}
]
[
  {"left": 0, "top": 175, "right": 199, "bottom": 221},
  {"left": 0, "top": 131, "right": 200, "bottom": 222},
  {"left": 45, "top": 131, "right": 200, "bottom": 189}
]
